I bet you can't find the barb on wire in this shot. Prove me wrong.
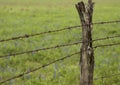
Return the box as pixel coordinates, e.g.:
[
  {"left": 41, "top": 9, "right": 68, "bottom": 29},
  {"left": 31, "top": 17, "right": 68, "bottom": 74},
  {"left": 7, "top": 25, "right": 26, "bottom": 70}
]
[
  {"left": 0, "top": 41, "right": 81, "bottom": 58},
  {"left": 94, "top": 42, "right": 120, "bottom": 48},
  {"left": 94, "top": 73, "right": 120, "bottom": 80},
  {"left": 0, "top": 20, "right": 120, "bottom": 43},
  {"left": 0, "top": 52, "right": 80, "bottom": 84}
]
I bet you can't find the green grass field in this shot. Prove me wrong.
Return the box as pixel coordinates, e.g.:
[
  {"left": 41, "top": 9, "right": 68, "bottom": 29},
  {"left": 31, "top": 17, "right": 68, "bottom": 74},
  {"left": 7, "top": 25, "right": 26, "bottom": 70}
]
[{"left": 0, "top": 0, "right": 120, "bottom": 85}]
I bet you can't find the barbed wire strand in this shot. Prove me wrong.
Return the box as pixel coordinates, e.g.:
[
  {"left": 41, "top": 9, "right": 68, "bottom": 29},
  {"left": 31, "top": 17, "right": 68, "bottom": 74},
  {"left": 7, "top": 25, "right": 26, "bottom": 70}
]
[
  {"left": 0, "top": 52, "right": 80, "bottom": 84},
  {"left": 0, "top": 34, "right": 120, "bottom": 58},
  {"left": 94, "top": 73, "right": 120, "bottom": 80},
  {"left": 92, "top": 35, "right": 120, "bottom": 42},
  {"left": 0, "top": 26, "right": 80, "bottom": 43},
  {"left": 94, "top": 42, "right": 120, "bottom": 48},
  {"left": 0, "top": 41, "right": 81, "bottom": 58},
  {"left": 0, "top": 20, "right": 120, "bottom": 43},
  {"left": 93, "top": 20, "right": 120, "bottom": 25}
]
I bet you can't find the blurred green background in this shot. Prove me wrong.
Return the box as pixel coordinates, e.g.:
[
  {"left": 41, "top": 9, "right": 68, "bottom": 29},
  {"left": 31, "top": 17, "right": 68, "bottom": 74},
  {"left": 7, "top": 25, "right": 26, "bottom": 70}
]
[{"left": 0, "top": 0, "right": 120, "bottom": 85}]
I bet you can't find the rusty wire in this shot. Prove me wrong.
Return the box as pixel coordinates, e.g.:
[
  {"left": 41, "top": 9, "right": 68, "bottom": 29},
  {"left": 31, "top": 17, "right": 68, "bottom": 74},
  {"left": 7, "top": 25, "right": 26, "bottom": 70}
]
[
  {"left": 92, "top": 35, "right": 120, "bottom": 42},
  {"left": 94, "top": 42, "right": 120, "bottom": 48},
  {"left": 0, "top": 41, "right": 81, "bottom": 58},
  {"left": 0, "top": 25, "right": 80, "bottom": 43}
]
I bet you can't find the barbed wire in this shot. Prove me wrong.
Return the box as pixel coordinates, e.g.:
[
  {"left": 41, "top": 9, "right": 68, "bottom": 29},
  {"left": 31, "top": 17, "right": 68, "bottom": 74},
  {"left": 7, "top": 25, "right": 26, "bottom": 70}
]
[
  {"left": 0, "top": 52, "right": 80, "bottom": 84},
  {"left": 0, "top": 41, "right": 81, "bottom": 58},
  {"left": 0, "top": 34, "right": 120, "bottom": 59},
  {"left": 94, "top": 42, "right": 120, "bottom": 48},
  {"left": 0, "top": 51, "right": 119, "bottom": 84},
  {"left": 94, "top": 73, "right": 120, "bottom": 80},
  {"left": 92, "top": 35, "right": 120, "bottom": 42},
  {"left": 93, "top": 20, "right": 120, "bottom": 25},
  {"left": 0, "top": 26, "right": 80, "bottom": 43},
  {"left": 0, "top": 20, "right": 120, "bottom": 43},
  {"left": 0, "top": 34, "right": 120, "bottom": 84}
]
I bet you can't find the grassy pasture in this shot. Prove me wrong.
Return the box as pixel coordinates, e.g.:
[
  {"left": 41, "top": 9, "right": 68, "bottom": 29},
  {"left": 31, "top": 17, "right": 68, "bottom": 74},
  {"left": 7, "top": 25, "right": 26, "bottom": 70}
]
[{"left": 0, "top": 0, "right": 120, "bottom": 85}]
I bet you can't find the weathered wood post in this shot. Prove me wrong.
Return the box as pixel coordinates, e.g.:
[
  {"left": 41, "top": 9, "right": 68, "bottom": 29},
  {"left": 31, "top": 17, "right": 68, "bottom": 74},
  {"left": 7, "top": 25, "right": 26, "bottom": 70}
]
[{"left": 76, "top": 0, "right": 94, "bottom": 85}]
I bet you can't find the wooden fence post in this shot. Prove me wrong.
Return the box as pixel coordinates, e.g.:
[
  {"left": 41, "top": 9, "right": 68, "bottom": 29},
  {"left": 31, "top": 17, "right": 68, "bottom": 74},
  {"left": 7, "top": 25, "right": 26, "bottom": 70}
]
[{"left": 76, "top": 0, "right": 94, "bottom": 85}]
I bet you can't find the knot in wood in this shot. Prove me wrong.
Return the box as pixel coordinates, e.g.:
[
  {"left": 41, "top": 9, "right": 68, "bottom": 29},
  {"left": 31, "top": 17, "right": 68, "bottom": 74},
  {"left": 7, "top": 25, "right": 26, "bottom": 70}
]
[{"left": 87, "top": 46, "right": 93, "bottom": 55}]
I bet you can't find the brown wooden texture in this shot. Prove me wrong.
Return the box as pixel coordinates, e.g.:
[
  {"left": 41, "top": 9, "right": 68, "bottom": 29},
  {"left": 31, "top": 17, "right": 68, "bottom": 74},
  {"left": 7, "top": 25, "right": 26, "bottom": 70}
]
[{"left": 76, "top": 1, "right": 94, "bottom": 85}]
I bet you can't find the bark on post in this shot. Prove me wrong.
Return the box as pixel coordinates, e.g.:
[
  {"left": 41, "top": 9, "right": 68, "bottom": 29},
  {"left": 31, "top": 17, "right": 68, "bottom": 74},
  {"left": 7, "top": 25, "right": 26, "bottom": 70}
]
[{"left": 76, "top": 1, "right": 94, "bottom": 85}]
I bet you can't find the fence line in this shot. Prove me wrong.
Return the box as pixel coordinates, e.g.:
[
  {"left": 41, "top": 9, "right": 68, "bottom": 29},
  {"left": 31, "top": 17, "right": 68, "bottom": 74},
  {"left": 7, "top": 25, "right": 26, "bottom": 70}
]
[
  {"left": 0, "top": 52, "right": 80, "bottom": 84},
  {"left": 0, "top": 20, "right": 120, "bottom": 43},
  {"left": 0, "top": 20, "right": 120, "bottom": 84},
  {"left": 94, "top": 73, "right": 120, "bottom": 80},
  {"left": 0, "top": 35, "right": 120, "bottom": 59}
]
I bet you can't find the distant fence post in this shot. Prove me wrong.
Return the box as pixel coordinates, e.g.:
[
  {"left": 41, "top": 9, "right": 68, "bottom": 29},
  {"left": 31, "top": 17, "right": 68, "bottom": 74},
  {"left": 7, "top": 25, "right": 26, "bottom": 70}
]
[{"left": 76, "top": 0, "right": 94, "bottom": 85}]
